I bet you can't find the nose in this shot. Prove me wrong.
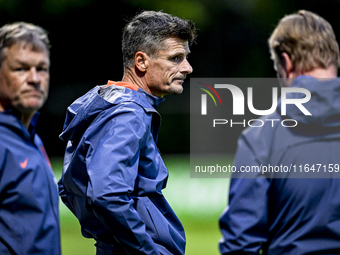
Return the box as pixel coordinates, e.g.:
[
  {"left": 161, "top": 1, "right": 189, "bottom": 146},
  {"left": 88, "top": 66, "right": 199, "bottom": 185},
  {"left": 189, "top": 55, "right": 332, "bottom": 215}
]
[
  {"left": 27, "top": 68, "right": 41, "bottom": 85},
  {"left": 181, "top": 58, "right": 193, "bottom": 75}
]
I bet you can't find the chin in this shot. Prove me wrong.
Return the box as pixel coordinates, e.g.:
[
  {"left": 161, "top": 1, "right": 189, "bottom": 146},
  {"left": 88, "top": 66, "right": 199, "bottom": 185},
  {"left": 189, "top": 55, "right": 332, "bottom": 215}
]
[
  {"left": 23, "top": 99, "right": 45, "bottom": 111},
  {"left": 168, "top": 87, "right": 183, "bottom": 95},
  {"left": 173, "top": 82, "right": 184, "bottom": 92}
]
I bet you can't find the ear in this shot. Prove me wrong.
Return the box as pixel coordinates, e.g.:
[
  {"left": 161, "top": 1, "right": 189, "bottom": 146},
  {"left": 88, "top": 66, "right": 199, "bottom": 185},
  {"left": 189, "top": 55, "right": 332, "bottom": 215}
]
[
  {"left": 135, "top": 51, "right": 149, "bottom": 72},
  {"left": 281, "top": 52, "right": 294, "bottom": 78}
]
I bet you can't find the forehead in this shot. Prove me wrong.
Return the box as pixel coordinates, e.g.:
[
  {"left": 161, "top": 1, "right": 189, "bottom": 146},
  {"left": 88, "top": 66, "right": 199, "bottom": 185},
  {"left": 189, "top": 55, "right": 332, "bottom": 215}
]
[
  {"left": 2, "top": 42, "right": 50, "bottom": 64},
  {"left": 159, "top": 37, "right": 190, "bottom": 54}
]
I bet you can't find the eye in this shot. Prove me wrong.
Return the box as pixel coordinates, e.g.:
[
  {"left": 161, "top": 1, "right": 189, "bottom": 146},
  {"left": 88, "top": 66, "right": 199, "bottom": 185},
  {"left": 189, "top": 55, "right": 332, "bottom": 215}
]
[
  {"left": 171, "top": 55, "right": 184, "bottom": 62},
  {"left": 13, "top": 66, "right": 26, "bottom": 72},
  {"left": 37, "top": 66, "right": 49, "bottom": 72},
  {"left": 12, "top": 65, "right": 28, "bottom": 72}
]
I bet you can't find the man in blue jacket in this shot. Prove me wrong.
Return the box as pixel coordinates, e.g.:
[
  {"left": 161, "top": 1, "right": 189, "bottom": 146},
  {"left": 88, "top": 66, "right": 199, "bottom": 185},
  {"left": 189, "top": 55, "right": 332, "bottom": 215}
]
[
  {"left": 58, "top": 11, "right": 196, "bottom": 255},
  {"left": 0, "top": 22, "right": 61, "bottom": 254},
  {"left": 219, "top": 10, "right": 340, "bottom": 254}
]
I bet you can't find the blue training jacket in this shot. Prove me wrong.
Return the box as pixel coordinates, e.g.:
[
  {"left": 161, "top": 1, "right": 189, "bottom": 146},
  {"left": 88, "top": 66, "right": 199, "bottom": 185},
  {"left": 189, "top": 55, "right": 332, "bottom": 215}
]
[
  {"left": 219, "top": 77, "right": 340, "bottom": 255},
  {"left": 58, "top": 83, "right": 185, "bottom": 255},
  {"left": 0, "top": 110, "right": 61, "bottom": 255}
]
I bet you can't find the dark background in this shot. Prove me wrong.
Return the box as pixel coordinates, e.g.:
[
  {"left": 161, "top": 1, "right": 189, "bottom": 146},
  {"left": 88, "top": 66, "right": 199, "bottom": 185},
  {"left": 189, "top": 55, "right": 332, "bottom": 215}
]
[{"left": 1, "top": 0, "right": 339, "bottom": 156}]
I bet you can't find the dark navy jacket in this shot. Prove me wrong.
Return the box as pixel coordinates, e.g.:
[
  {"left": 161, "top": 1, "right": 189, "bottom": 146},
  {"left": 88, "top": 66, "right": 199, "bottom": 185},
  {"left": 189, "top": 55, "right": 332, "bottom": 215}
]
[
  {"left": 58, "top": 83, "right": 185, "bottom": 255},
  {"left": 0, "top": 110, "right": 61, "bottom": 255},
  {"left": 219, "top": 77, "right": 340, "bottom": 255}
]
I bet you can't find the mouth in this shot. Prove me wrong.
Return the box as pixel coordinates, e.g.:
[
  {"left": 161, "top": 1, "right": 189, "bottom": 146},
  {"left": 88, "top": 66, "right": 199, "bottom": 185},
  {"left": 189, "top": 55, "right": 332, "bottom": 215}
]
[
  {"left": 173, "top": 77, "right": 186, "bottom": 84},
  {"left": 22, "top": 89, "right": 44, "bottom": 98}
]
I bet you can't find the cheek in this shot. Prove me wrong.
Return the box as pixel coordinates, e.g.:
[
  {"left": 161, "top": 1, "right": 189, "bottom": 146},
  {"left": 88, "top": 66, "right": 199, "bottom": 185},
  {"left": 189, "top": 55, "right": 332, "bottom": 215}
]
[
  {"left": 0, "top": 77, "right": 17, "bottom": 98},
  {"left": 10, "top": 82, "right": 24, "bottom": 97},
  {"left": 168, "top": 65, "right": 179, "bottom": 75},
  {"left": 42, "top": 76, "right": 50, "bottom": 91}
]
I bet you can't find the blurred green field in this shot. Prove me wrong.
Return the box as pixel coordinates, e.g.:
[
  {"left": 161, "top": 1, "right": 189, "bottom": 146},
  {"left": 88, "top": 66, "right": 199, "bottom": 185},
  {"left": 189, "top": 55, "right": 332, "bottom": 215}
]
[{"left": 51, "top": 154, "right": 232, "bottom": 255}]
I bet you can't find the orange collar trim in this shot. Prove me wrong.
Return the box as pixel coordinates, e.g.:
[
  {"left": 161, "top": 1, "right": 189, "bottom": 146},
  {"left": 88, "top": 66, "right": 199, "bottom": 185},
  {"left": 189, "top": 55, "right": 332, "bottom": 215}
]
[{"left": 106, "top": 80, "right": 139, "bottom": 91}]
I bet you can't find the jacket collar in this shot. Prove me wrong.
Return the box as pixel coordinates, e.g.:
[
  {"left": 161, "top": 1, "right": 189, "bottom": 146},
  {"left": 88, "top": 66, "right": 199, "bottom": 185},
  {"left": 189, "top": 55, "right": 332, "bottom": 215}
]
[
  {"left": 0, "top": 108, "right": 39, "bottom": 140},
  {"left": 137, "top": 88, "right": 165, "bottom": 109},
  {"left": 106, "top": 81, "right": 165, "bottom": 109}
]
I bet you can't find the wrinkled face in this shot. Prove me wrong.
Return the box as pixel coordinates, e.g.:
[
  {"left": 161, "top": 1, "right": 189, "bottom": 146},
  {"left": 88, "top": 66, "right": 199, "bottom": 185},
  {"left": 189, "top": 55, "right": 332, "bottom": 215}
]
[
  {"left": 146, "top": 37, "right": 192, "bottom": 97},
  {"left": 0, "top": 43, "right": 50, "bottom": 114}
]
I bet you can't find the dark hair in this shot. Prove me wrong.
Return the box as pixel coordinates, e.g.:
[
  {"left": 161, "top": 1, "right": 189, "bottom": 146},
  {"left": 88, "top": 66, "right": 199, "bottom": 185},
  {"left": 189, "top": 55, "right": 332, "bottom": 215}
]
[
  {"left": 122, "top": 10, "right": 196, "bottom": 68},
  {"left": 0, "top": 22, "right": 50, "bottom": 65}
]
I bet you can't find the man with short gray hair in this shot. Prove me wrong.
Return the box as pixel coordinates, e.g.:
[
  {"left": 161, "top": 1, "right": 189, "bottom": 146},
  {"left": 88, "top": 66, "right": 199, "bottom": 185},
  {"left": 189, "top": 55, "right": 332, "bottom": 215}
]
[
  {"left": 59, "top": 10, "right": 196, "bottom": 255},
  {"left": 0, "top": 22, "right": 61, "bottom": 254}
]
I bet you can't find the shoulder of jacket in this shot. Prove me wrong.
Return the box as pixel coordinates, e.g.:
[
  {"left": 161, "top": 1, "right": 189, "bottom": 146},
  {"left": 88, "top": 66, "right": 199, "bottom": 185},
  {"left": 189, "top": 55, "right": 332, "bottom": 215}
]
[
  {"left": 101, "top": 85, "right": 158, "bottom": 115},
  {"left": 239, "top": 113, "right": 283, "bottom": 163}
]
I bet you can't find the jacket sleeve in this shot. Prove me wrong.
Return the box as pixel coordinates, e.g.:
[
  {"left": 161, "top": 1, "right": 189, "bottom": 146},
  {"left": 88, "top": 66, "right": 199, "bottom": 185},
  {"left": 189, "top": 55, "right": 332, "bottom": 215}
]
[
  {"left": 219, "top": 134, "right": 270, "bottom": 255},
  {"left": 58, "top": 176, "right": 73, "bottom": 211},
  {"left": 85, "top": 103, "right": 160, "bottom": 255}
]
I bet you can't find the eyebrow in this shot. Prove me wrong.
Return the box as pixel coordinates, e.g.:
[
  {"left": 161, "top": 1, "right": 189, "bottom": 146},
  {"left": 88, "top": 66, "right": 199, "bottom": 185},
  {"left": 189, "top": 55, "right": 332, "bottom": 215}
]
[
  {"left": 169, "top": 49, "right": 191, "bottom": 57},
  {"left": 13, "top": 58, "right": 50, "bottom": 67}
]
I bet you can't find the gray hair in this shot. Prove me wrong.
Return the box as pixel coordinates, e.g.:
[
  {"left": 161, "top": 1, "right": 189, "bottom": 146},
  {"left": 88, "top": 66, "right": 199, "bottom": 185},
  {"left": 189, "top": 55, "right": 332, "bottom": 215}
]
[
  {"left": 122, "top": 11, "right": 196, "bottom": 68},
  {"left": 0, "top": 22, "right": 50, "bottom": 65}
]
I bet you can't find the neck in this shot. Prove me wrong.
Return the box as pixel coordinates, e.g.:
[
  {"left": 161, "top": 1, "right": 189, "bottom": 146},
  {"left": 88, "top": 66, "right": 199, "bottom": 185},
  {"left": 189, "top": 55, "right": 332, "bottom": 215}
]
[
  {"left": 283, "top": 65, "right": 338, "bottom": 87},
  {"left": 0, "top": 100, "right": 33, "bottom": 129},
  {"left": 301, "top": 65, "right": 338, "bottom": 79},
  {"left": 122, "top": 67, "right": 154, "bottom": 96},
  {"left": 20, "top": 114, "right": 33, "bottom": 129},
  {"left": 0, "top": 103, "right": 5, "bottom": 112}
]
